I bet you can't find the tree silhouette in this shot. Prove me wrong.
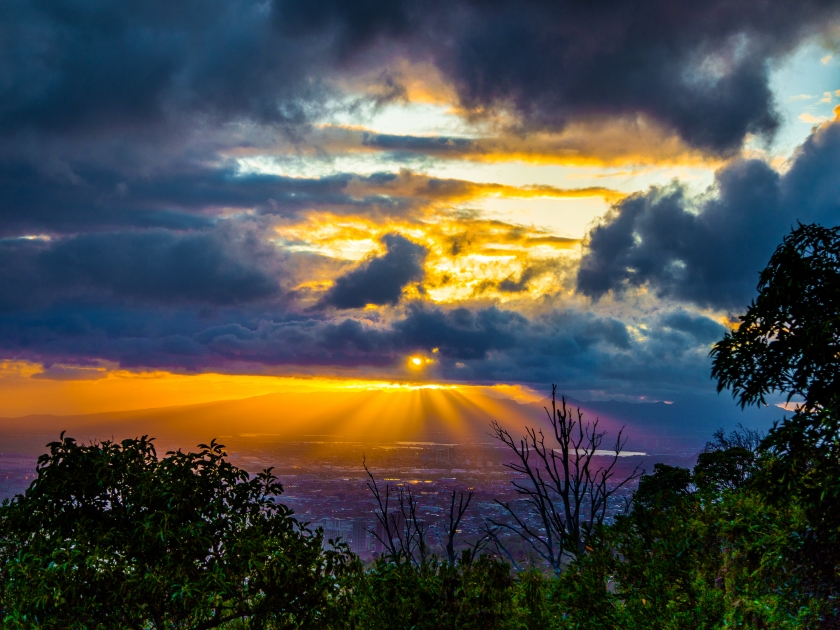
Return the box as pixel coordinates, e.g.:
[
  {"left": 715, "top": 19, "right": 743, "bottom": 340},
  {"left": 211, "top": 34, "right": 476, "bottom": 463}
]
[
  {"left": 711, "top": 223, "right": 840, "bottom": 414},
  {"left": 488, "top": 385, "right": 641, "bottom": 574},
  {"left": 711, "top": 222, "right": 840, "bottom": 599}
]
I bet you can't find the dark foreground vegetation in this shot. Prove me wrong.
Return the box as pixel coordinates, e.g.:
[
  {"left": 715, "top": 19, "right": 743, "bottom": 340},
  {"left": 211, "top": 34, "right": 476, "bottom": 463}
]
[{"left": 1, "top": 223, "right": 839, "bottom": 628}]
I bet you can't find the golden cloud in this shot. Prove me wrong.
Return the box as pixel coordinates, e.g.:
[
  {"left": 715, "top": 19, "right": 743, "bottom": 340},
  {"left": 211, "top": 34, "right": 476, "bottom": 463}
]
[
  {"left": 341, "top": 169, "right": 625, "bottom": 203},
  {"left": 275, "top": 209, "right": 581, "bottom": 306}
]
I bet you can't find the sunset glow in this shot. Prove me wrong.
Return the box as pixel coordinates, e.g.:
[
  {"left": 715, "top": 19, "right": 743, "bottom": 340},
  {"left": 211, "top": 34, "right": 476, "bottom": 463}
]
[
  {"left": 0, "top": 359, "right": 544, "bottom": 418},
  {"left": 0, "top": 1, "right": 837, "bottom": 435}
]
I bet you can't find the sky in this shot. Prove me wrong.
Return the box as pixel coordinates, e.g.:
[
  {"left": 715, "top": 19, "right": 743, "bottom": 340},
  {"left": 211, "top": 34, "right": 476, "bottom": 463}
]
[{"left": 1, "top": 0, "right": 839, "bottom": 417}]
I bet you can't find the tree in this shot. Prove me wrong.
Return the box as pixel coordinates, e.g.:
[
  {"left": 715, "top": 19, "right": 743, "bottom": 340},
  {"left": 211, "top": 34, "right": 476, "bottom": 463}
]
[
  {"left": 609, "top": 463, "right": 725, "bottom": 630},
  {"left": 442, "top": 488, "right": 474, "bottom": 566},
  {"left": 0, "top": 434, "right": 356, "bottom": 629},
  {"left": 711, "top": 222, "right": 840, "bottom": 603},
  {"left": 693, "top": 425, "right": 762, "bottom": 493},
  {"left": 711, "top": 223, "right": 840, "bottom": 413},
  {"left": 489, "top": 385, "right": 642, "bottom": 574},
  {"left": 363, "top": 459, "right": 487, "bottom": 567}
]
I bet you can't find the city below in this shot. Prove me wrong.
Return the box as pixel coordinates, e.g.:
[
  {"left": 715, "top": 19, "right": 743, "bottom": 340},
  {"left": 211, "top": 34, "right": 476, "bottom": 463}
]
[
  {"left": 0, "top": 387, "right": 780, "bottom": 561},
  {"left": 0, "top": 434, "right": 696, "bottom": 561}
]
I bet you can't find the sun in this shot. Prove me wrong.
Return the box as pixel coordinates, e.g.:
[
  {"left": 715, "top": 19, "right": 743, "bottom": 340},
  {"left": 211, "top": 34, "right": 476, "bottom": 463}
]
[{"left": 408, "top": 356, "right": 426, "bottom": 368}]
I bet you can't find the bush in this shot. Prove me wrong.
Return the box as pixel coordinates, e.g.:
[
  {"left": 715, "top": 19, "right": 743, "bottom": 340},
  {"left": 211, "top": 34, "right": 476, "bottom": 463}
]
[{"left": 0, "top": 435, "right": 356, "bottom": 629}]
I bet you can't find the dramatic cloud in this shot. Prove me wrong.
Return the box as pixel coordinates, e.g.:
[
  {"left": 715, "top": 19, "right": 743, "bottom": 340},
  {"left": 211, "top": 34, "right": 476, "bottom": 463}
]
[
  {"left": 278, "top": 0, "right": 840, "bottom": 152},
  {"left": 0, "top": 161, "right": 404, "bottom": 237},
  {"left": 356, "top": 123, "right": 711, "bottom": 167},
  {"left": 0, "top": 297, "right": 725, "bottom": 399},
  {"left": 321, "top": 233, "right": 427, "bottom": 308},
  {"left": 4, "top": 0, "right": 838, "bottom": 153},
  {"left": 578, "top": 119, "right": 840, "bottom": 310},
  {"left": 0, "top": 227, "right": 280, "bottom": 311},
  {"left": 0, "top": 0, "right": 330, "bottom": 138},
  {"left": 393, "top": 305, "right": 525, "bottom": 359},
  {"left": 1, "top": 0, "right": 838, "bottom": 406},
  {"left": 0, "top": 156, "right": 618, "bottom": 238}
]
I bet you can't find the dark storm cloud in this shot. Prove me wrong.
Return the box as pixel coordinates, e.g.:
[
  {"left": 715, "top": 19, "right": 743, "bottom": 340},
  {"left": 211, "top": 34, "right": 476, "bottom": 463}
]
[
  {"left": 273, "top": 0, "right": 417, "bottom": 56},
  {"left": 0, "top": 298, "right": 711, "bottom": 398},
  {"left": 276, "top": 0, "right": 840, "bottom": 153},
  {"left": 393, "top": 305, "right": 525, "bottom": 359},
  {"left": 3, "top": 0, "right": 837, "bottom": 154},
  {"left": 659, "top": 311, "right": 726, "bottom": 345},
  {"left": 0, "top": 160, "right": 430, "bottom": 236},
  {"left": 0, "top": 309, "right": 387, "bottom": 371},
  {"left": 387, "top": 305, "right": 701, "bottom": 395},
  {"left": 434, "top": 0, "right": 786, "bottom": 153},
  {"left": 321, "top": 233, "right": 427, "bottom": 309},
  {"left": 0, "top": 161, "right": 214, "bottom": 236},
  {"left": 0, "top": 0, "right": 327, "bottom": 138},
  {"left": 0, "top": 229, "right": 279, "bottom": 311},
  {"left": 428, "top": 307, "right": 720, "bottom": 396},
  {"left": 577, "top": 120, "right": 840, "bottom": 310}
]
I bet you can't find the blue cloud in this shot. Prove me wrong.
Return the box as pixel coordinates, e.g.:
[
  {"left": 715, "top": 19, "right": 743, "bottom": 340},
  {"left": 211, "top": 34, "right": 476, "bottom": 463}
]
[
  {"left": 578, "top": 120, "right": 840, "bottom": 309},
  {"left": 321, "top": 234, "right": 427, "bottom": 309}
]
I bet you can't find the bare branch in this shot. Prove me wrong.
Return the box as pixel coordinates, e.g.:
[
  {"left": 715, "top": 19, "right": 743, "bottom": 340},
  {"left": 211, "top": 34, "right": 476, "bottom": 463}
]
[
  {"left": 363, "top": 458, "right": 436, "bottom": 566},
  {"left": 489, "top": 384, "right": 642, "bottom": 574},
  {"left": 363, "top": 456, "right": 399, "bottom": 558},
  {"left": 444, "top": 488, "right": 473, "bottom": 565}
]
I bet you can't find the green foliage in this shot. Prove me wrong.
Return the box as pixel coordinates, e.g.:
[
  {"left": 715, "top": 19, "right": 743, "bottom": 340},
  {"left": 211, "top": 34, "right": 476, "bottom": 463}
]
[
  {"left": 693, "top": 447, "right": 756, "bottom": 492},
  {"left": 609, "top": 464, "right": 723, "bottom": 630},
  {"left": 350, "top": 552, "right": 518, "bottom": 630},
  {"left": 562, "top": 452, "right": 839, "bottom": 629},
  {"left": 633, "top": 463, "right": 692, "bottom": 510},
  {"left": 0, "top": 435, "right": 356, "bottom": 629},
  {"left": 710, "top": 221, "right": 840, "bottom": 611},
  {"left": 2, "top": 428, "right": 840, "bottom": 629},
  {"left": 758, "top": 409, "right": 840, "bottom": 599},
  {"left": 548, "top": 536, "right": 622, "bottom": 629},
  {"left": 345, "top": 437, "right": 839, "bottom": 628}
]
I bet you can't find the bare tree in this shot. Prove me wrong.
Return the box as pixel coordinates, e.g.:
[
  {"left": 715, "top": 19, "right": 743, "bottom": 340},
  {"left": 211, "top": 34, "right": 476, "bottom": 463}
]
[
  {"left": 364, "top": 457, "right": 428, "bottom": 565},
  {"left": 442, "top": 488, "right": 472, "bottom": 565},
  {"left": 489, "top": 385, "right": 642, "bottom": 575},
  {"left": 365, "top": 459, "right": 491, "bottom": 566}
]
